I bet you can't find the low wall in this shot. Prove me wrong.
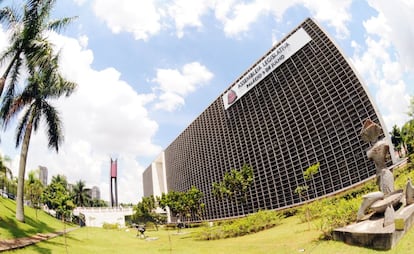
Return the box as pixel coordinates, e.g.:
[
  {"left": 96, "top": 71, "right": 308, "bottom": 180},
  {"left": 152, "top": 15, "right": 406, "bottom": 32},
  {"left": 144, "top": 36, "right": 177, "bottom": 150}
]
[{"left": 73, "top": 207, "right": 133, "bottom": 228}]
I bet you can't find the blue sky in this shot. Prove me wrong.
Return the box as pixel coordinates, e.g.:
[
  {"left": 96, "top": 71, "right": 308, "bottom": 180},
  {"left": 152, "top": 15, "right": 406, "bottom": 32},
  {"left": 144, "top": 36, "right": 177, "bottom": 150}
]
[{"left": 0, "top": 0, "right": 413, "bottom": 203}]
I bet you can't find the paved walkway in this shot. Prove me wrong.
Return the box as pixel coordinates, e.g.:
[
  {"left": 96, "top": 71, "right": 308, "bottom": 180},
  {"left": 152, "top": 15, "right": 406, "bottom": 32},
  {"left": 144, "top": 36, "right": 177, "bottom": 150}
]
[{"left": 0, "top": 228, "right": 77, "bottom": 252}]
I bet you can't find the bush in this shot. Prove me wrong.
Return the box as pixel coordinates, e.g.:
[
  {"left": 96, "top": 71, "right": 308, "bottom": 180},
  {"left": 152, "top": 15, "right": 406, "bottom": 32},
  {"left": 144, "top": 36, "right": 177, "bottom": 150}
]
[
  {"left": 102, "top": 223, "right": 120, "bottom": 230},
  {"left": 316, "top": 197, "right": 360, "bottom": 239},
  {"left": 196, "top": 210, "right": 284, "bottom": 240}
]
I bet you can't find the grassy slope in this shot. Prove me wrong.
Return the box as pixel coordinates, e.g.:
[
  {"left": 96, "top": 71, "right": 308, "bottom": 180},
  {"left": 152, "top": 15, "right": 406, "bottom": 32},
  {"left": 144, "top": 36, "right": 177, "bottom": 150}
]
[
  {"left": 2, "top": 160, "right": 414, "bottom": 253},
  {"left": 0, "top": 197, "right": 66, "bottom": 239}
]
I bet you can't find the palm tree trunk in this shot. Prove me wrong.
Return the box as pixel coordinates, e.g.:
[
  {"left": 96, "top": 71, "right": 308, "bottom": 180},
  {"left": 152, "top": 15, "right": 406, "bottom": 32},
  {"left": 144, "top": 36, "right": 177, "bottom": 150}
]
[{"left": 16, "top": 120, "right": 33, "bottom": 222}]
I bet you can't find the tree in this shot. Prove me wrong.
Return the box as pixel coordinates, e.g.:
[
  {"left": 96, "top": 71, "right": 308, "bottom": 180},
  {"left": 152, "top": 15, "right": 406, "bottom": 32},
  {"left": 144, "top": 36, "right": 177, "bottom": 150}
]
[
  {"left": 90, "top": 198, "right": 108, "bottom": 207},
  {"left": 24, "top": 169, "right": 44, "bottom": 219},
  {"left": 390, "top": 125, "right": 404, "bottom": 157},
  {"left": 0, "top": 0, "right": 77, "bottom": 223},
  {"left": 71, "top": 180, "right": 91, "bottom": 207},
  {"left": 184, "top": 186, "right": 204, "bottom": 221},
  {"left": 3, "top": 54, "right": 76, "bottom": 222},
  {"left": 212, "top": 164, "right": 254, "bottom": 215},
  {"left": 42, "top": 176, "right": 74, "bottom": 253},
  {"left": 158, "top": 190, "right": 185, "bottom": 222},
  {"left": 157, "top": 187, "right": 205, "bottom": 225},
  {"left": 0, "top": 153, "right": 12, "bottom": 194},
  {"left": 42, "top": 174, "right": 73, "bottom": 217},
  {"left": 294, "top": 162, "right": 320, "bottom": 229},
  {"left": 401, "top": 120, "right": 414, "bottom": 154},
  {"left": 133, "top": 195, "right": 166, "bottom": 230}
]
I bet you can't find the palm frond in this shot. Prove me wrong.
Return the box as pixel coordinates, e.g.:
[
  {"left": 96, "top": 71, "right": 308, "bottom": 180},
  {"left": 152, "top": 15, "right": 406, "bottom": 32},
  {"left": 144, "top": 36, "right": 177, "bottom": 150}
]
[
  {"left": 14, "top": 106, "right": 32, "bottom": 147},
  {"left": 47, "top": 16, "right": 77, "bottom": 32},
  {"left": 42, "top": 102, "right": 63, "bottom": 152},
  {"left": 0, "top": 6, "right": 20, "bottom": 28}
]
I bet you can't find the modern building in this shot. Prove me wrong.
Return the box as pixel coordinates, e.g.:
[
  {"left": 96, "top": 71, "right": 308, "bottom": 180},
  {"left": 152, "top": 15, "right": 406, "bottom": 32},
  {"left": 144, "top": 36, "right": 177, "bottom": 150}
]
[
  {"left": 38, "top": 166, "right": 48, "bottom": 187},
  {"left": 143, "top": 18, "right": 393, "bottom": 221},
  {"left": 91, "top": 186, "right": 101, "bottom": 200}
]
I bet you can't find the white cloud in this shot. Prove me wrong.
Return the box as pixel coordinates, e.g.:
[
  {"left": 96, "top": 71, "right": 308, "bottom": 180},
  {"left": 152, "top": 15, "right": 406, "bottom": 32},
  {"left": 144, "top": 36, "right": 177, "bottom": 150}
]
[
  {"left": 303, "top": 0, "right": 352, "bottom": 39},
  {"left": 152, "top": 62, "right": 213, "bottom": 111},
  {"left": 0, "top": 28, "right": 162, "bottom": 203},
  {"left": 78, "top": 35, "right": 88, "bottom": 48},
  {"left": 367, "top": 0, "right": 414, "bottom": 71},
  {"left": 89, "top": 0, "right": 353, "bottom": 41},
  {"left": 92, "top": 0, "right": 161, "bottom": 41},
  {"left": 167, "top": 0, "right": 211, "bottom": 38},
  {"left": 216, "top": 0, "right": 267, "bottom": 38},
  {"left": 351, "top": 0, "right": 412, "bottom": 130}
]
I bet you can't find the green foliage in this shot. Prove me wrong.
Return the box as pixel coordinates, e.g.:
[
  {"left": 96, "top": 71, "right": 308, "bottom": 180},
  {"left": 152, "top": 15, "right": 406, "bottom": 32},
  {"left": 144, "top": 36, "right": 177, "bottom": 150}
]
[
  {"left": 197, "top": 210, "right": 284, "bottom": 240},
  {"left": 0, "top": 154, "right": 12, "bottom": 193},
  {"left": 102, "top": 223, "right": 120, "bottom": 230},
  {"left": 42, "top": 175, "right": 74, "bottom": 220},
  {"left": 24, "top": 170, "right": 44, "bottom": 218},
  {"left": 212, "top": 164, "right": 254, "bottom": 213},
  {"left": 294, "top": 185, "right": 309, "bottom": 201},
  {"left": 303, "top": 162, "right": 320, "bottom": 180},
  {"left": 133, "top": 195, "right": 166, "bottom": 229},
  {"left": 316, "top": 198, "right": 360, "bottom": 240},
  {"left": 71, "top": 180, "right": 91, "bottom": 207},
  {"left": 158, "top": 186, "right": 204, "bottom": 222}
]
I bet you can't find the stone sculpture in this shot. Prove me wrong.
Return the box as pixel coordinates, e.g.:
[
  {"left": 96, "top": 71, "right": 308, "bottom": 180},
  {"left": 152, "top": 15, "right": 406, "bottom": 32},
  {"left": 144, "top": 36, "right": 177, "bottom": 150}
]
[
  {"left": 406, "top": 178, "right": 414, "bottom": 205},
  {"left": 357, "top": 119, "right": 401, "bottom": 223}
]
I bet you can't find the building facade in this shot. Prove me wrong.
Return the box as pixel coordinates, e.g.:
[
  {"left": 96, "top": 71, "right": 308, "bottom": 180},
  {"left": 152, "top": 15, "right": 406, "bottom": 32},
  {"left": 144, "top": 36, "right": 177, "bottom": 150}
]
[
  {"left": 38, "top": 166, "right": 48, "bottom": 187},
  {"left": 144, "top": 18, "right": 393, "bottom": 221}
]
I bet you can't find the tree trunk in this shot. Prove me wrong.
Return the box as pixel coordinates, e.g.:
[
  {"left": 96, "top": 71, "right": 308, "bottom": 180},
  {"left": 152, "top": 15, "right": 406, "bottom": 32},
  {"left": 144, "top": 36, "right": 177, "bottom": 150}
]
[{"left": 16, "top": 120, "right": 33, "bottom": 222}]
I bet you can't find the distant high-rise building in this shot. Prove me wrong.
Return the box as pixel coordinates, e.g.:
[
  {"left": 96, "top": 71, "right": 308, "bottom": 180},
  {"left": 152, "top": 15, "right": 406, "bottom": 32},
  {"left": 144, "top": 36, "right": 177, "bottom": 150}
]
[
  {"left": 143, "top": 18, "right": 394, "bottom": 222},
  {"left": 38, "top": 166, "right": 48, "bottom": 186},
  {"left": 91, "top": 186, "right": 101, "bottom": 200}
]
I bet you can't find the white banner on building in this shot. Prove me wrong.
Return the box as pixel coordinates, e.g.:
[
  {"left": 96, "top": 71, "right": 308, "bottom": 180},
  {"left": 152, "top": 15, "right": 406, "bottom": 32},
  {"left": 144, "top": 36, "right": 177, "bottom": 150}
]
[{"left": 222, "top": 28, "right": 312, "bottom": 110}]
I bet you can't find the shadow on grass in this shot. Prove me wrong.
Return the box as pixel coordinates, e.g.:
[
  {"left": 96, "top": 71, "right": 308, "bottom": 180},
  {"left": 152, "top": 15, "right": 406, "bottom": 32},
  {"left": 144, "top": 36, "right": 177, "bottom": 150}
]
[
  {"left": 29, "top": 244, "right": 53, "bottom": 254},
  {"left": 0, "top": 217, "right": 26, "bottom": 238},
  {"left": 24, "top": 216, "right": 57, "bottom": 235}
]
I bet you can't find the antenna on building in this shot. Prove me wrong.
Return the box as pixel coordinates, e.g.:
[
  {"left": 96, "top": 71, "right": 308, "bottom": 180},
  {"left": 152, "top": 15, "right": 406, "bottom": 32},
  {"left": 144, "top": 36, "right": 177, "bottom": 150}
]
[{"left": 110, "top": 158, "right": 118, "bottom": 207}]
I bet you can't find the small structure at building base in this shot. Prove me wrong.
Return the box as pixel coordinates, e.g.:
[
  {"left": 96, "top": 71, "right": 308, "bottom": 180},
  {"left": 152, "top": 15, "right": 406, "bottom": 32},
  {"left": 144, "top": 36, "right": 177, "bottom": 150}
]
[
  {"left": 73, "top": 207, "right": 133, "bottom": 228},
  {"left": 333, "top": 120, "right": 413, "bottom": 250}
]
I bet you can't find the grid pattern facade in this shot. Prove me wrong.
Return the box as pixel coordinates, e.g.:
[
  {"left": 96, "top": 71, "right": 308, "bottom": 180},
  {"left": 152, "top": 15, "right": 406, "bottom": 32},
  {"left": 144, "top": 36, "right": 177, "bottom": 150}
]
[{"left": 160, "top": 18, "right": 387, "bottom": 221}]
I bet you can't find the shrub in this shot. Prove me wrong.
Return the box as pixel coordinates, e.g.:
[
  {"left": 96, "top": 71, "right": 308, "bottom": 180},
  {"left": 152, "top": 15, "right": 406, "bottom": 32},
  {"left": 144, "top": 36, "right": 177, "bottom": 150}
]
[
  {"left": 102, "top": 223, "right": 120, "bottom": 230},
  {"left": 316, "top": 197, "right": 360, "bottom": 240},
  {"left": 196, "top": 210, "right": 284, "bottom": 240}
]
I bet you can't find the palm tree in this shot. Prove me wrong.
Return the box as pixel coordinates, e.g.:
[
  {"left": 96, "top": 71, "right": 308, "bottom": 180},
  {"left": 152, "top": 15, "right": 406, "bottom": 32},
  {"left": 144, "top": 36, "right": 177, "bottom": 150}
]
[
  {"left": 72, "top": 180, "right": 91, "bottom": 207},
  {"left": 2, "top": 54, "right": 76, "bottom": 222},
  {"left": 0, "top": 0, "right": 77, "bottom": 223}
]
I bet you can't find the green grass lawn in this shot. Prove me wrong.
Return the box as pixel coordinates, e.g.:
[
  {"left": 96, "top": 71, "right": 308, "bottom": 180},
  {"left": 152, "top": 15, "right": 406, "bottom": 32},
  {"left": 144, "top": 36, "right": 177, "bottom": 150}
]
[
  {"left": 3, "top": 214, "right": 414, "bottom": 254},
  {"left": 3, "top": 160, "right": 414, "bottom": 254},
  {"left": 0, "top": 197, "right": 67, "bottom": 239}
]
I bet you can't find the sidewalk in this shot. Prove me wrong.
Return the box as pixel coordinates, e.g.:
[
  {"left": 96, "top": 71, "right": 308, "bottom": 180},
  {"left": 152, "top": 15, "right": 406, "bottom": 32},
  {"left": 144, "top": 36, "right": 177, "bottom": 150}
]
[{"left": 0, "top": 228, "right": 77, "bottom": 252}]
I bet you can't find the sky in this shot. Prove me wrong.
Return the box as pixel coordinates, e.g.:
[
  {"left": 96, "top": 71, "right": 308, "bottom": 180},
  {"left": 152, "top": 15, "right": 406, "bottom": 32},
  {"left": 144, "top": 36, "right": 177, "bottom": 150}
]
[{"left": 0, "top": 0, "right": 413, "bottom": 204}]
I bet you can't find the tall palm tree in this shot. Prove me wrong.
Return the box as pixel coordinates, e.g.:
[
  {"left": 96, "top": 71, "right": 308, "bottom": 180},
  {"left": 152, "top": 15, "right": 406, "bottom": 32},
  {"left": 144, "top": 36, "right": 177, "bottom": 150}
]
[
  {"left": 2, "top": 54, "right": 76, "bottom": 222},
  {"left": 72, "top": 180, "right": 91, "bottom": 207},
  {"left": 0, "top": 0, "right": 76, "bottom": 223}
]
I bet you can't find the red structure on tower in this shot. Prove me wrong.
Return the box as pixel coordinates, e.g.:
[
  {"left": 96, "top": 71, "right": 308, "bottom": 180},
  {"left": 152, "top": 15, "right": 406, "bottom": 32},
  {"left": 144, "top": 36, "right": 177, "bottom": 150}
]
[{"left": 110, "top": 158, "right": 118, "bottom": 207}]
